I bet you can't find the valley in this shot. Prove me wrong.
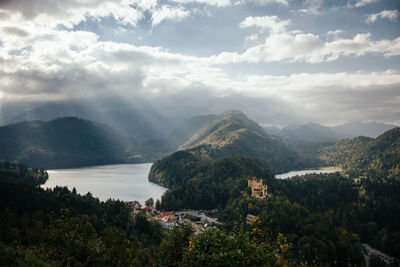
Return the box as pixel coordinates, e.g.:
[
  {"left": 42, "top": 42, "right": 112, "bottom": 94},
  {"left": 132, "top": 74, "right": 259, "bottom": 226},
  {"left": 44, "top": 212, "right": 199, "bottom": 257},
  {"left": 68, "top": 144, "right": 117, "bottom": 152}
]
[{"left": 0, "top": 109, "right": 399, "bottom": 266}]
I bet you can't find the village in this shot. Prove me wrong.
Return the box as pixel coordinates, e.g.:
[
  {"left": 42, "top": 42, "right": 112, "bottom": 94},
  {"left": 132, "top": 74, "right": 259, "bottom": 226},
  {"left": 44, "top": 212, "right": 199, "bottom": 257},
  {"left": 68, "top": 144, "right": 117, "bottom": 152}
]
[
  {"left": 125, "top": 199, "right": 222, "bottom": 234},
  {"left": 125, "top": 178, "right": 268, "bottom": 233}
]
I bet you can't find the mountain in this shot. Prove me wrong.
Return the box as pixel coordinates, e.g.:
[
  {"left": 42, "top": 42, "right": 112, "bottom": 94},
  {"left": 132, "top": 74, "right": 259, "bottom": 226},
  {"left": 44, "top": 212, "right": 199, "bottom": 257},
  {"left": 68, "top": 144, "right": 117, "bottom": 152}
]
[
  {"left": 166, "top": 114, "right": 218, "bottom": 149},
  {"left": 331, "top": 121, "right": 398, "bottom": 139},
  {"left": 265, "top": 121, "right": 398, "bottom": 145},
  {"left": 149, "top": 110, "right": 319, "bottom": 188},
  {"left": 0, "top": 117, "right": 145, "bottom": 169},
  {"left": 6, "top": 103, "right": 179, "bottom": 142},
  {"left": 279, "top": 123, "right": 339, "bottom": 144},
  {"left": 178, "top": 110, "right": 267, "bottom": 150},
  {"left": 318, "top": 136, "right": 373, "bottom": 167},
  {"left": 263, "top": 126, "right": 281, "bottom": 135},
  {"left": 319, "top": 127, "right": 400, "bottom": 177}
]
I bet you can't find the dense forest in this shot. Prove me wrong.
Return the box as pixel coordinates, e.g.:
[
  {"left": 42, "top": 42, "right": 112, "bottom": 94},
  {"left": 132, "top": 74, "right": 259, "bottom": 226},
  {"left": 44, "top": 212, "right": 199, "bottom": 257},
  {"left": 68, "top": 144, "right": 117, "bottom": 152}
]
[
  {"left": 149, "top": 126, "right": 400, "bottom": 266},
  {"left": 0, "top": 162, "right": 48, "bottom": 186},
  {"left": 318, "top": 127, "right": 400, "bottom": 177},
  {"left": 1, "top": 113, "right": 399, "bottom": 266},
  {"left": 0, "top": 162, "right": 292, "bottom": 266},
  {"left": 155, "top": 160, "right": 400, "bottom": 266}
]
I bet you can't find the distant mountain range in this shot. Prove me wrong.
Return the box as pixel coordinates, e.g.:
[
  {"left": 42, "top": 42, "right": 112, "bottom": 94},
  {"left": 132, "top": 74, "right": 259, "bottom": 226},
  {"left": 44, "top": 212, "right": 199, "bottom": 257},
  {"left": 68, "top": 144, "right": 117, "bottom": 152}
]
[
  {"left": 2, "top": 106, "right": 399, "bottom": 175},
  {"left": 5, "top": 103, "right": 180, "bottom": 143},
  {"left": 264, "top": 121, "right": 398, "bottom": 144}
]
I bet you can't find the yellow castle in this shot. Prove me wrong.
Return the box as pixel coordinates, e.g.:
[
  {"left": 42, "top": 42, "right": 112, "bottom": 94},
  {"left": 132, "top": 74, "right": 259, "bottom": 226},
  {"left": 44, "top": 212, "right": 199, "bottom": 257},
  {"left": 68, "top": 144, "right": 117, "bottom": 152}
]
[{"left": 248, "top": 178, "right": 268, "bottom": 199}]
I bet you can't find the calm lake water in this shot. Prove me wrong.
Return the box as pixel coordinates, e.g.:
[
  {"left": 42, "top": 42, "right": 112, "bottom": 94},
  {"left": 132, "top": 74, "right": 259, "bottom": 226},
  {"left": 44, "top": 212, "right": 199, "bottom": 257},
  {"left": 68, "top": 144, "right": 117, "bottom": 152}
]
[
  {"left": 42, "top": 163, "right": 167, "bottom": 204},
  {"left": 275, "top": 169, "right": 342, "bottom": 179}
]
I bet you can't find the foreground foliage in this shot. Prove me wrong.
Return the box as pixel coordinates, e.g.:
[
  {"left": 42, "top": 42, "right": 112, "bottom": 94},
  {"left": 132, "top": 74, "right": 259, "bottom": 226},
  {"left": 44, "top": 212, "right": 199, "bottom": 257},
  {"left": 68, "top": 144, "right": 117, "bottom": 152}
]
[{"left": 0, "top": 181, "right": 162, "bottom": 266}]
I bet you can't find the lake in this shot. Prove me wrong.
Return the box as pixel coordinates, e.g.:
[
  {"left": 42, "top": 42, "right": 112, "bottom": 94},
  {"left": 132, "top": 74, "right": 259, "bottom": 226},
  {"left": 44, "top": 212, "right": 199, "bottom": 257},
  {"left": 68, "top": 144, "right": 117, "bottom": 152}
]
[
  {"left": 42, "top": 163, "right": 167, "bottom": 204},
  {"left": 275, "top": 169, "right": 342, "bottom": 179},
  {"left": 42, "top": 164, "right": 341, "bottom": 203}
]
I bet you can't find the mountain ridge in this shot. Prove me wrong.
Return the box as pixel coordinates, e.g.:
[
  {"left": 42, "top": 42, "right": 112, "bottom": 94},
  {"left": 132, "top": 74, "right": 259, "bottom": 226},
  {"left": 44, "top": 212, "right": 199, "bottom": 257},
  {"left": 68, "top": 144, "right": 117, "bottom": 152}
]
[
  {"left": 149, "top": 110, "right": 320, "bottom": 188},
  {"left": 0, "top": 117, "right": 145, "bottom": 169}
]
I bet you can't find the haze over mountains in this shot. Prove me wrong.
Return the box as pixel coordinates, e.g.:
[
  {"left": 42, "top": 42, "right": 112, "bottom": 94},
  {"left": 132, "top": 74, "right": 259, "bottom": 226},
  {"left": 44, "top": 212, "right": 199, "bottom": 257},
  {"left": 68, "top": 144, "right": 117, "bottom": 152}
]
[
  {"left": 3, "top": 103, "right": 181, "bottom": 143},
  {"left": 5, "top": 102, "right": 397, "bottom": 146},
  {"left": 1, "top": 105, "right": 398, "bottom": 171},
  {"left": 265, "top": 121, "right": 398, "bottom": 144}
]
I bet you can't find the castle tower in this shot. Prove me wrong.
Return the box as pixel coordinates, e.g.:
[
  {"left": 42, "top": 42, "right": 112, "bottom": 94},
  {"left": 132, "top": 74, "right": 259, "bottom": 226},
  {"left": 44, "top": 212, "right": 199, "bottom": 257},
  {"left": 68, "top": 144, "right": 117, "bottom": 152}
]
[{"left": 248, "top": 178, "right": 268, "bottom": 199}]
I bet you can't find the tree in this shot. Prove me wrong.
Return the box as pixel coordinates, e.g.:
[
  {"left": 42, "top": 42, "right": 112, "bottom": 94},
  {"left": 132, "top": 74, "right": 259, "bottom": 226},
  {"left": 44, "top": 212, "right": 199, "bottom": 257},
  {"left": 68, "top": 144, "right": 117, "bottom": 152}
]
[
  {"left": 145, "top": 197, "right": 154, "bottom": 207},
  {"left": 158, "top": 225, "right": 193, "bottom": 266}
]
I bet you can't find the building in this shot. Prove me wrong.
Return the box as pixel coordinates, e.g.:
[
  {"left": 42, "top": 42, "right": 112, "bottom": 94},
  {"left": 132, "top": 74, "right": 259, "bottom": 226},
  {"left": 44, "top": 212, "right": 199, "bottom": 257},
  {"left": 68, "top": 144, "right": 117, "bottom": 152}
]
[
  {"left": 126, "top": 200, "right": 142, "bottom": 210},
  {"left": 126, "top": 201, "right": 142, "bottom": 216},
  {"left": 155, "top": 211, "right": 176, "bottom": 229},
  {"left": 248, "top": 178, "right": 268, "bottom": 199}
]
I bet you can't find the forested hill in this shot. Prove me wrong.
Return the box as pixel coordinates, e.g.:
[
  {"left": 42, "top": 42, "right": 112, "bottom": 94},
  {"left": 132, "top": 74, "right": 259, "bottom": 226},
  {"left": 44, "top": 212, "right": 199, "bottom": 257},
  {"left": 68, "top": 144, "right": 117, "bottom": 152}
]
[
  {"left": 319, "top": 127, "right": 400, "bottom": 177},
  {"left": 0, "top": 117, "right": 144, "bottom": 169},
  {"left": 0, "top": 162, "right": 48, "bottom": 186},
  {"left": 150, "top": 110, "right": 319, "bottom": 186}
]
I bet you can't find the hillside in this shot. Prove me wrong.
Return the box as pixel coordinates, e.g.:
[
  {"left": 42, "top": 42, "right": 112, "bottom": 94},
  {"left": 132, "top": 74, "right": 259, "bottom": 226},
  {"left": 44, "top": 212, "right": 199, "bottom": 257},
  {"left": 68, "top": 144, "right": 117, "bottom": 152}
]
[
  {"left": 319, "top": 127, "right": 400, "bottom": 177},
  {"left": 0, "top": 162, "right": 48, "bottom": 186},
  {"left": 0, "top": 117, "right": 144, "bottom": 169},
  {"left": 156, "top": 156, "right": 275, "bottom": 210},
  {"left": 149, "top": 110, "right": 320, "bottom": 189},
  {"left": 166, "top": 114, "right": 218, "bottom": 149},
  {"left": 279, "top": 123, "right": 339, "bottom": 144},
  {"left": 178, "top": 110, "right": 318, "bottom": 173}
]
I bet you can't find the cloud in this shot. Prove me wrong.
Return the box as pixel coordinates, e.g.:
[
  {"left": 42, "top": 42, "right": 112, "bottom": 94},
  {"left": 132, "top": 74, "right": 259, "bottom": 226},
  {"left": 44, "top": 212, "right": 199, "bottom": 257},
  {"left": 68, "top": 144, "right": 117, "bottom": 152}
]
[
  {"left": 1, "top": 29, "right": 400, "bottom": 125},
  {"left": 0, "top": 0, "right": 399, "bottom": 127},
  {"left": 326, "top": 29, "right": 345, "bottom": 40},
  {"left": 167, "top": 0, "right": 231, "bottom": 7},
  {"left": 0, "top": 0, "right": 144, "bottom": 28},
  {"left": 132, "top": 0, "right": 158, "bottom": 11},
  {"left": 2, "top": 26, "right": 30, "bottom": 37},
  {"left": 354, "top": 0, "right": 380, "bottom": 8},
  {"left": 167, "top": 0, "right": 289, "bottom": 7},
  {"left": 298, "top": 0, "right": 323, "bottom": 14},
  {"left": 240, "top": 16, "right": 290, "bottom": 33},
  {"left": 237, "top": 0, "right": 289, "bottom": 6},
  {"left": 365, "top": 10, "right": 399, "bottom": 24},
  {"left": 151, "top": 5, "right": 191, "bottom": 26},
  {"left": 297, "top": 8, "right": 321, "bottom": 15},
  {"left": 212, "top": 32, "right": 400, "bottom": 64}
]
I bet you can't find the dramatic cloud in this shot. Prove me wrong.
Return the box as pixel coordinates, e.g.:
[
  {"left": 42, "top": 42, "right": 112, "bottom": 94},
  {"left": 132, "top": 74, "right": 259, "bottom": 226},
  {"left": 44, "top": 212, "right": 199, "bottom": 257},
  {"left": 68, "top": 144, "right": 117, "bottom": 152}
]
[
  {"left": 0, "top": 0, "right": 144, "bottom": 28},
  {"left": 365, "top": 9, "right": 399, "bottom": 24},
  {"left": 212, "top": 32, "right": 400, "bottom": 63},
  {"left": 0, "top": 0, "right": 399, "bottom": 126}
]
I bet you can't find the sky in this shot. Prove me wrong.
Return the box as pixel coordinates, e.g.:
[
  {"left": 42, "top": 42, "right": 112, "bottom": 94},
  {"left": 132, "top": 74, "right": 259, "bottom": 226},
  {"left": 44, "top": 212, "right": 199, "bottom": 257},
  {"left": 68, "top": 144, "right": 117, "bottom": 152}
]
[{"left": 0, "top": 0, "right": 399, "bottom": 127}]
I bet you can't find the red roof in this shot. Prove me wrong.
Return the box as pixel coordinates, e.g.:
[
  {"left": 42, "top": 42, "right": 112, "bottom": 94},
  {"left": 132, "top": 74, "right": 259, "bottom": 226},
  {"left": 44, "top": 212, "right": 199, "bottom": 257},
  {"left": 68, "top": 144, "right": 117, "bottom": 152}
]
[
  {"left": 127, "top": 201, "right": 142, "bottom": 209},
  {"left": 143, "top": 206, "right": 155, "bottom": 211},
  {"left": 155, "top": 211, "right": 174, "bottom": 219}
]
